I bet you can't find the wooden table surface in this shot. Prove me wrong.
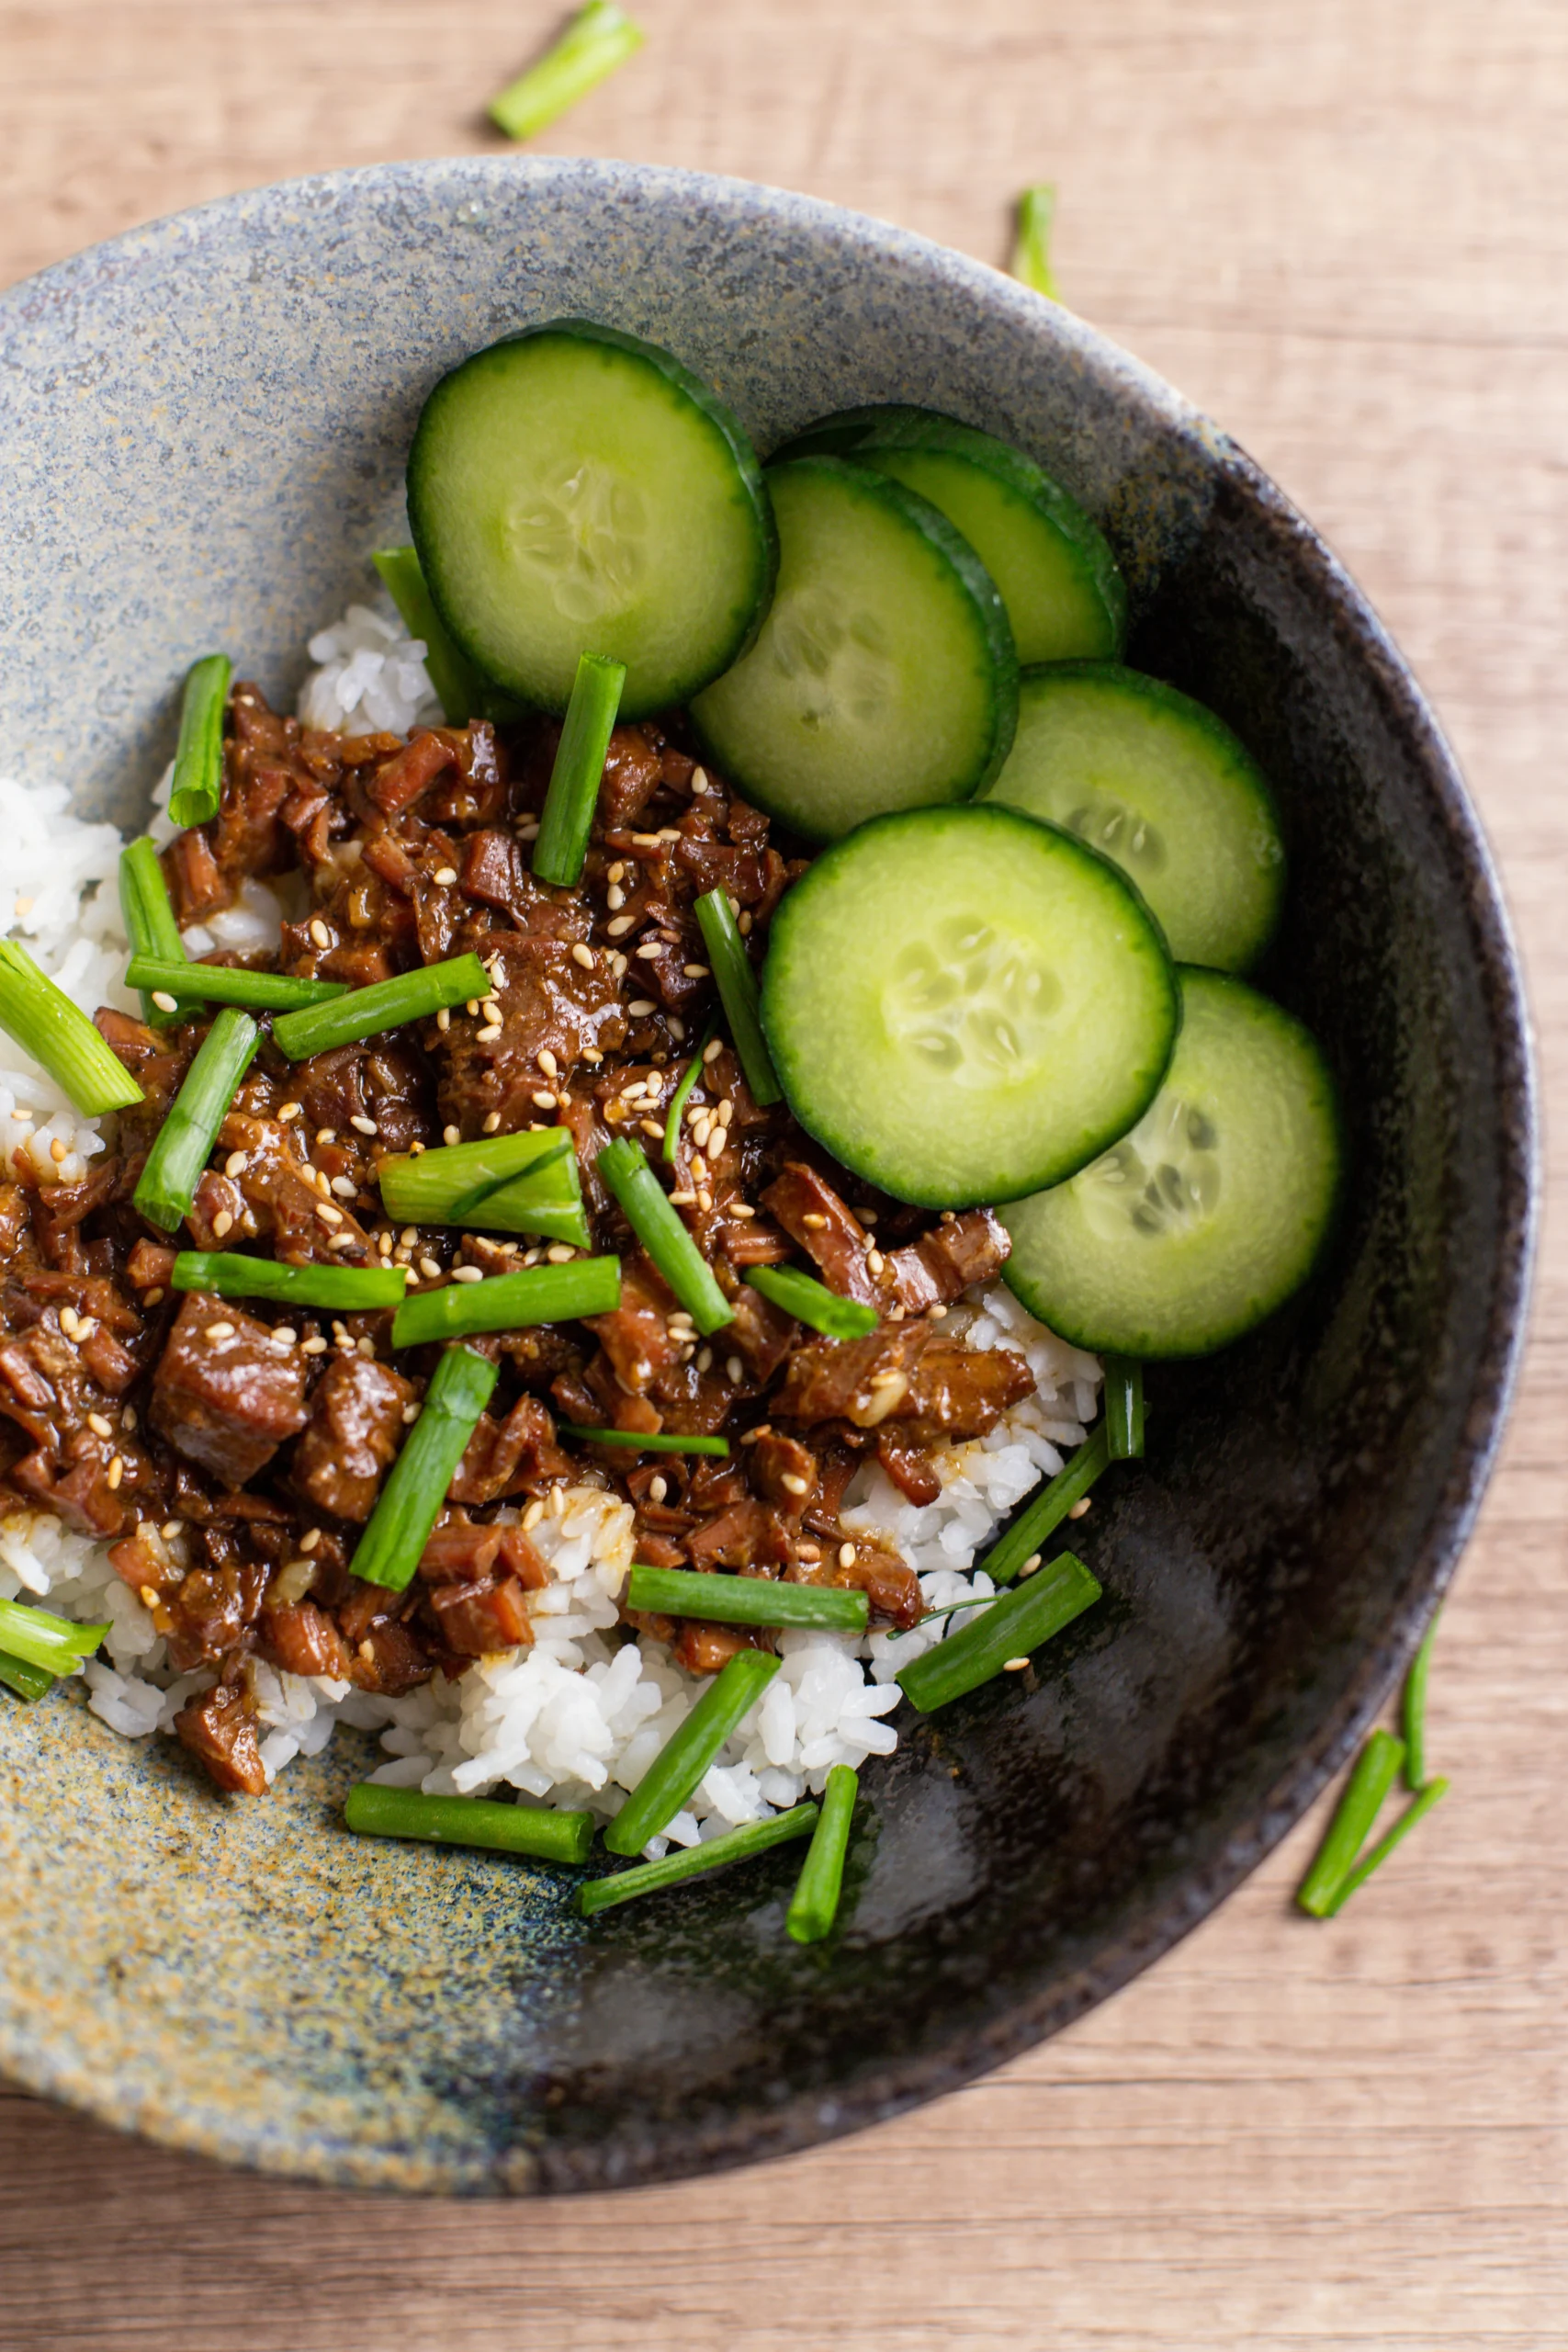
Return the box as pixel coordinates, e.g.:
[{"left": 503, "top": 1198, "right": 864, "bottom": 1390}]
[{"left": 2, "top": 4, "right": 1564, "bottom": 2344}]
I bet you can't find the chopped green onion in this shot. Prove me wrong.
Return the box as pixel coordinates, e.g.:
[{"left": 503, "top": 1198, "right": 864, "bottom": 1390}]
[
  {"left": 390, "top": 1255, "right": 621, "bottom": 1349},
  {"left": 603, "top": 1647, "right": 779, "bottom": 1856},
  {"left": 466, "top": 1174, "right": 592, "bottom": 1250},
  {"left": 0, "top": 1648, "right": 56, "bottom": 1702},
  {"left": 378, "top": 1130, "right": 581, "bottom": 1245},
  {"left": 0, "top": 1598, "right": 109, "bottom": 1674},
  {"left": 167, "top": 653, "right": 232, "bottom": 828},
  {"left": 1295, "top": 1727, "right": 1406, "bottom": 1917},
  {"left": 786, "top": 1763, "right": 859, "bottom": 1943},
  {"left": 1010, "top": 182, "right": 1060, "bottom": 302},
  {"left": 532, "top": 651, "right": 627, "bottom": 888},
  {"left": 626, "top": 1566, "right": 868, "bottom": 1633},
  {"left": 349, "top": 1344, "right": 499, "bottom": 1592},
  {"left": 1323, "top": 1776, "right": 1450, "bottom": 1917},
  {"left": 344, "top": 1781, "right": 594, "bottom": 1864},
  {"left": 596, "top": 1137, "right": 734, "bottom": 1336},
  {"left": 559, "top": 1425, "right": 730, "bottom": 1455},
  {"left": 693, "top": 888, "right": 783, "bottom": 1106},
  {"left": 974, "top": 1427, "right": 1110, "bottom": 1587},
  {"left": 0, "top": 942, "right": 144, "bottom": 1117},
  {"left": 125, "top": 954, "right": 348, "bottom": 1012},
  {"left": 171, "top": 1251, "right": 409, "bottom": 1311},
  {"left": 132, "top": 1005, "right": 258, "bottom": 1232},
  {"left": 896, "top": 1549, "right": 1100, "bottom": 1713},
  {"left": 271, "top": 952, "right": 491, "bottom": 1060},
  {"left": 119, "top": 837, "right": 195, "bottom": 1027},
  {"left": 581, "top": 1802, "right": 817, "bottom": 1917},
  {"left": 1403, "top": 1613, "right": 1438, "bottom": 1791},
  {"left": 663, "top": 1016, "right": 718, "bottom": 1162},
  {"left": 371, "top": 547, "right": 523, "bottom": 726},
  {"left": 744, "top": 1263, "right": 879, "bottom": 1340},
  {"left": 489, "top": 0, "right": 645, "bottom": 143},
  {"left": 1104, "top": 1357, "right": 1144, "bottom": 1459}
]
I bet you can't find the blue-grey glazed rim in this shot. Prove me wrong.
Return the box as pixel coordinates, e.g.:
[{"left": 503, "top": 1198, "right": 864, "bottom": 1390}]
[{"left": 0, "top": 159, "right": 1537, "bottom": 2195}]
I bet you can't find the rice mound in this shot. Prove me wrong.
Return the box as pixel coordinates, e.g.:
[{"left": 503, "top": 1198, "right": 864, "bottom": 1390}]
[{"left": 0, "top": 597, "right": 1102, "bottom": 1856}]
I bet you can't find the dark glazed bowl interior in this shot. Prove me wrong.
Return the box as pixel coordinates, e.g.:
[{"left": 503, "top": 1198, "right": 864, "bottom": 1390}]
[{"left": 0, "top": 159, "right": 1534, "bottom": 2194}]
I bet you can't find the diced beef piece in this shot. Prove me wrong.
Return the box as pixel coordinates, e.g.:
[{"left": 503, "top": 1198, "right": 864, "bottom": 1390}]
[
  {"left": 346, "top": 1613, "right": 432, "bottom": 1695},
  {"left": 596, "top": 724, "right": 664, "bottom": 831},
  {"left": 721, "top": 1282, "right": 797, "bottom": 1381},
  {"left": 671, "top": 1619, "right": 769, "bottom": 1675},
  {"left": 93, "top": 1008, "right": 199, "bottom": 1153},
  {"left": 580, "top": 1353, "right": 665, "bottom": 1435},
  {"left": 199, "top": 1110, "right": 374, "bottom": 1264},
  {"left": 887, "top": 1208, "right": 1011, "bottom": 1311},
  {"left": 151, "top": 1292, "right": 310, "bottom": 1487},
  {"left": 175, "top": 1683, "right": 267, "bottom": 1795},
  {"left": 163, "top": 1552, "right": 270, "bottom": 1670},
  {"left": 826, "top": 1545, "right": 923, "bottom": 1630},
  {"left": 284, "top": 1040, "right": 436, "bottom": 1162},
  {"left": 771, "top": 1319, "right": 935, "bottom": 1429},
  {"left": 365, "top": 729, "right": 459, "bottom": 816},
  {"left": 290, "top": 1353, "right": 416, "bottom": 1522},
  {"left": 107, "top": 1521, "right": 186, "bottom": 1599},
  {"left": 582, "top": 1256, "right": 677, "bottom": 1396},
  {"left": 750, "top": 1430, "right": 818, "bottom": 1513},
  {"left": 892, "top": 1340, "right": 1034, "bottom": 1442},
  {"left": 162, "top": 828, "right": 230, "bottom": 925},
  {"left": 437, "top": 934, "right": 626, "bottom": 1136},
  {"left": 685, "top": 1499, "right": 772, "bottom": 1570},
  {"left": 259, "top": 1600, "right": 352, "bottom": 1680},
  {"left": 126, "top": 1239, "right": 177, "bottom": 1291},
  {"left": 761, "top": 1164, "right": 882, "bottom": 1306},
  {"left": 874, "top": 1435, "right": 943, "bottom": 1506},
  {"left": 424, "top": 1572, "right": 534, "bottom": 1657},
  {"left": 419, "top": 1519, "right": 548, "bottom": 1588},
  {"left": 449, "top": 1393, "right": 574, "bottom": 1504}
]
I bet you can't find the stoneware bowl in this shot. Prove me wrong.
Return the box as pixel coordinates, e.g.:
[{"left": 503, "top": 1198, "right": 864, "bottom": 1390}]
[{"left": 0, "top": 157, "right": 1534, "bottom": 2194}]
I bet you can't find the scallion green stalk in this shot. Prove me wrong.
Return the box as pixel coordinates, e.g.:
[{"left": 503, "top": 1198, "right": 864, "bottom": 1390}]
[
  {"left": 378, "top": 1128, "right": 577, "bottom": 1233},
  {"left": 1104, "top": 1357, "right": 1144, "bottom": 1459},
  {"left": 271, "top": 953, "right": 491, "bottom": 1060},
  {"left": 896, "top": 1550, "right": 1100, "bottom": 1713},
  {"left": 167, "top": 653, "right": 232, "bottom": 828},
  {"left": 371, "top": 547, "right": 521, "bottom": 726},
  {"left": 131, "top": 1005, "right": 259, "bottom": 1232},
  {"left": 466, "top": 1173, "right": 592, "bottom": 1249},
  {"left": 1295, "top": 1727, "right": 1406, "bottom": 1917},
  {"left": 581, "top": 1801, "right": 817, "bottom": 1917},
  {"left": 974, "top": 1427, "right": 1109, "bottom": 1587},
  {"left": 344, "top": 1782, "right": 594, "bottom": 1864},
  {"left": 0, "top": 1648, "right": 59, "bottom": 1701},
  {"left": 663, "top": 1016, "right": 718, "bottom": 1162},
  {"left": 693, "top": 888, "right": 782, "bottom": 1106},
  {"left": 0, "top": 942, "right": 144, "bottom": 1117},
  {"left": 786, "top": 1763, "right": 859, "bottom": 1943},
  {"left": 125, "top": 954, "right": 348, "bottom": 1012},
  {"left": 489, "top": 0, "right": 645, "bottom": 144},
  {"left": 531, "top": 651, "right": 626, "bottom": 888},
  {"left": 558, "top": 1426, "right": 730, "bottom": 1455},
  {"left": 743, "top": 1264, "right": 879, "bottom": 1340},
  {"left": 390, "top": 1255, "right": 621, "bottom": 1349},
  {"left": 626, "top": 1566, "right": 867, "bottom": 1633},
  {"left": 1403, "top": 1613, "right": 1439, "bottom": 1791},
  {"left": 349, "top": 1344, "right": 500, "bottom": 1592},
  {"left": 596, "top": 1137, "right": 734, "bottom": 1335},
  {"left": 171, "top": 1251, "right": 408, "bottom": 1311},
  {"left": 603, "top": 1648, "right": 779, "bottom": 1856},
  {"left": 1010, "top": 182, "right": 1060, "bottom": 302},
  {"left": 1322, "top": 1776, "right": 1450, "bottom": 1917},
  {"left": 118, "top": 837, "right": 195, "bottom": 1028},
  {"left": 0, "top": 1598, "right": 109, "bottom": 1674}
]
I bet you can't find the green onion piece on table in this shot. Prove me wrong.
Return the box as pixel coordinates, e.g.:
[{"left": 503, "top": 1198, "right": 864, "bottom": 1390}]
[
  {"left": 626, "top": 1566, "right": 868, "bottom": 1634},
  {"left": 118, "top": 838, "right": 195, "bottom": 1028},
  {"left": 271, "top": 952, "right": 491, "bottom": 1060},
  {"left": 603, "top": 1647, "right": 779, "bottom": 1856},
  {"left": 786, "top": 1762, "right": 859, "bottom": 1944},
  {"left": 125, "top": 955, "right": 348, "bottom": 1013},
  {"left": 1403, "top": 1613, "right": 1439, "bottom": 1791},
  {"left": 581, "top": 1801, "right": 818, "bottom": 1917},
  {"left": 0, "top": 1598, "right": 109, "bottom": 1675},
  {"left": 896, "top": 1550, "right": 1100, "bottom": 1713},
  {"left": 531, "top": 650, "right": 627, "bottom": 888},
  {"left": 663, "top": 1017, "right": 718, "bottom": 1162},
  {"left": 349, "top": 1343, "right": 499, "bottom": 1593},
  {"left": 743, "top": 1264, "right": 879, "bottom": 1340},
  {"left": 558, "top": 1426, "right": 730, "bottom": 1456},
  {"left": 974, "top": 1427, "right": 1110, "bottom": 1588},
  {"left": 0, "top": 1647, "right": 56, "bottom": 1702},
  {"left": 489, "top": 0, "right": 645, "bottom": 143},
  {"left": 1103, "top": 1357, "right": 1144, "bottom": 1459},
  {"left": 344, "top": 1781, "right": 595, "bottom": 1864},
  {"left": 371, "top": 547, "right": 521, "bottom": 726},
  {"left": 596, "top": 1137, "right": 734, "bottom": 1336},
  {"left": 0, "top": 943, "right": 144, "bottom": 1118},
  {"left": 390, "top": 1255, "right": 621, "bottom": 1349},
  {"left": 693, "top": 888, "right": 783, "bottom": 1106},
  {"left": 132, "top": 1005, "right": 258, "bottom": 1232},
  {"left": 167, "top": 652, "right": 232, "bottom": 828},
  {"left": 1010, "top": 181, "right": 1061, "bottom": 302},
  {"left": 171, "top": 1251, "right": 409, "bottom": 1312},
  {"left": 1322, "top": 1776, "right": 1450, "bottom": 1917},
  {"left": 1295, "top": 1726, "right": 1406, "bottom": 1917}
]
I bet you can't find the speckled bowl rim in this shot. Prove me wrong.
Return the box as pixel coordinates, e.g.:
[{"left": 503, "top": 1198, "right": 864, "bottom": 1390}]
[{"left": 0, "top": 157, "right": 1538, "bottom": 2193}]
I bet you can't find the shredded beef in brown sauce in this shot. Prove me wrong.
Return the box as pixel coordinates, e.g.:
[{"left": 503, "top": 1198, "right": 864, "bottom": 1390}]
[{"left": 0, "top": 690, "right": 1027, "bottom": 1791}]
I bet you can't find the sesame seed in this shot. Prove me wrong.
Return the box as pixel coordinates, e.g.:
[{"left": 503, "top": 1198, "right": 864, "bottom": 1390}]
[
  {"left": 327, "top": 1232, "right": 356, "bottom": 1250},
  {"left": 627, "top": 998, "right": 657, "bottom": 1018},
  {"left": 142, "top": 1286, "right": 164, "bottom": 1306},
  {"left": 1067, "top": 1498, "right": 1092, "bottom": 1521},
  {"left": 669, "top": 1190, "right": 696, "bottom": 1206},
  {"left": 434, "top": 865, "right": 458, "bottom": 886},
  {"left": 606, "top": 884, "right": 626, "bottom": 911},
  {"left": 358, "top": 1639, "right": 376, "bottom": 1664},
  {"left": 690, "top": 1152, "right": 708, "bottom": 1182},
  {"left": 691, "top": 767, "right": 711, "bottom": 795},
  {"left": 314, "top": 1202, "right": 344, "bottom": 1226},
  {"left": 717, "top": 1101, "right": 734, "bottom": 1127},
  {"left": 273, "top": 1326, "right": 298, "bottom": 1347},
  {"left": 639, "top": 1118, "right": 663, "bottom": 1138},
  {"left": 224, "top": 1149, "right": 248, "bottom": 1178},
  {"left": 866, "top": 1250, "right": 885, "bottom": 1275},
  {"left": 611, "top": 953, "right": 628, "bottom": 978},
  {"left": 87, "top": 1411, "right": 114, "bottom": 1439},
  {"left": 797, "top": 1543, "right": 820, "bottom": 1563},
  {"left": 350, "top": 1114, "right": 378, "bottom": 1135},
  {"left": 378, "top": 1231, "right": 394, "bottom": 1256},
  {"left": 697, "top": 1188, "right": 713, "bottom": 1212},
  {"left": 726, "top": 1355, "right": 745, "bottom": 1385},
  {"left": 278, "top": 1101, "right": 302, "bottom": 1122},
  {"left": 436, "top": 1006, "right": 451, "bottom": 1032},
  {"left": 420, "top": 1258, "right": 443, "bottom": 1280},
  {"left": 658, "top": 828, "right": 682, "bottom": 843},
  {"left": 839, "top": 1542, "right": 857, "bottom": 1568},
  {"left": 8, "top": 1107, "right": 30, "bottom": 1121},
  {"left": 928, "top": 1303, "right": 948, "bottom": 1319},
  {"left": 301, "top": 1335, "right": 328, "bottom": 1354},
  {"left": 400, "top": 1227, "right": 418, "bottom": 1247},
  {"left": 1003, "top": 1657, "right": 1031, "bottom": 1672},
  {"left": 299, "top": 1529, "right": 321, "bottom": 1554},
  {"left": 682, "top": 963, "right": 709, "bottom": 979},
  {"left": 706, "top": 1131, "right": 725, "bottom": 1163},
  {"left": 13, "top": 894, "right": 33, "bottom": 915},
  {"left": 1021, "top": 1554, "right": 1043, "bottom": 1575},
  {"left": 402, "top": 1403, "right": 420, "bottom": 1423},
  {"left": 887, "top": 1303, "right": 907, "bottom": 1322},
  {"left": 692, "top": 1117, "right": 712, "bottom": 1149},
  {"left": 331, "top": 1175, "right": 357, "bottom": 1197},
  {"left": 466, "top": 1000, "right": 479, "bottom": 1016},
  {"left": 443, "top": 1124, "right": 460, "bottom": 1147},
  {"left": 728, "top": 1203, "right": 756, "bottom": 1220},
  {"left": 605, "top": 915, "right": 636, "bottom": 938},
  {"left": 703, "top": 1037, "right": 723, "bottom": 1063},
  {"left": 57, "top": 1306, "right": 78, "bottom": 1337},
  {"left": 801, "top": 1213, "right": 828, "bottom": 1229},
  {"left": 648, "top": 1473, "right": 669, "bottom": 1503},
  {"left": 482, "top": 1111, "right": 502, "bottom": 1134},
  {"left": 49, "top": 1137, "right": 68, "bottom": 1164},
  {"left": 483, "top": 998, "right": 503, "bottom": 1023},
  {"left": 632, "top": 832, "right": 660, "bottom": 850},
  {"left": 522, "top": 1498, "right": 546, "bottom": 1531},
  {"left": 139, "top": 1583, "right": 160, "bottom": 1610},
  {"left": 635, "top": 941, "right": 662, "bottom": 961},
  {"left": 451, "top": 1265, "right": 484, "bottom": 1283},
  {"left": 570, "top": 943, "right": 595, "bottom": 971},
  {"left": 211, "top": 1208, "right": 234, "bottom": 1238},
  {"left": 308, "top": 916, "right": 331, "bottom": 949},
  {"left": 476, "top": 1023, "right": 502, "bottom": 1041},
  {"left": 517, "top": 820, "right": 540, "bottom": 842},
  {"left": 204, "top": 1321, "right": 235, "bottom": 1341},
  {"left": 152, "top": 989, "right": 179, "bottom": 1012},
  {"left": 357, "top": 1334, "right": 377, "bottom": 1358},
  {"left": 527, "top": 1089, "right": 557, "bottom": 1112},
  {"left": 548, "top": 1484, "right": 566, "bottom": 1518},
  {"left": 536, "top": 1048, "right": 559, "bottom": 1078},
  {"left": 120, "top": 1407, "right": 137, "bottom": 1432},
  {"left": 696, "top": 1347, "right": 714, "bottom": 1373},
  {"left": 738, "top": 910, "right": 753, "bottom": 936},
  {"left": 546, "top": 1244, "right": 574, "bottom": 1264},
  {"left": 781, "top": 1471, "right": 809, "bottom": 1496}
]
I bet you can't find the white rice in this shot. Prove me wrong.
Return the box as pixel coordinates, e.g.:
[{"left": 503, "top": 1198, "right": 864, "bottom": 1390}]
[{"left": 0, "top": 600, "right": 1101, "bottom": 1856}]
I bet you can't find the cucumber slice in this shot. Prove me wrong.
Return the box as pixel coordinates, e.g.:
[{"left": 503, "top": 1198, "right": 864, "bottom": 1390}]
[
  {"left": 761, "top": 802, "right": 1178, "bottom": 1208},
  {"left": 407, "top": 322, "right": 775, "bottom": 718},
  {"left": 983, "top": 664, "right": 1285, "bottom": 971},
  {"left": 998, "top": 969, "right": 1342, "bottom": 1357},
  {"left": 773, "top": 405, "right": 1125, "bottom": 665},
  {"left": 691, "top": 458, "right": 1018, "bottom": 842}
]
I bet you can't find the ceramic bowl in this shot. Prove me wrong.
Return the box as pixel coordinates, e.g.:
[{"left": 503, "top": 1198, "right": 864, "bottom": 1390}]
[{"left": 0, "top": 158, "right": 1534, "bottom": 2194}]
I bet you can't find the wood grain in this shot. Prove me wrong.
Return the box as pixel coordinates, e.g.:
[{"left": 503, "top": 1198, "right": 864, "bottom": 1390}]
[{"left": 2, "top": 3, "right": 1566, "bottom": 2344}]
